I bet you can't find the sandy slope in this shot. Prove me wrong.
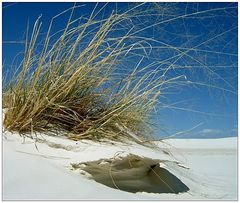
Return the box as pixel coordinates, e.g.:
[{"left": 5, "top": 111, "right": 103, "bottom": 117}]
[{"left": 2, "top": 131, "right": 237, "bottom": 200}]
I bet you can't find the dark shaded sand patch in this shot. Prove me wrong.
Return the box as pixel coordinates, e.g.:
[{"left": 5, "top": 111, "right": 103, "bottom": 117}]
[{"left": 71, "top": 154, "right": 189, "bottom": 194}]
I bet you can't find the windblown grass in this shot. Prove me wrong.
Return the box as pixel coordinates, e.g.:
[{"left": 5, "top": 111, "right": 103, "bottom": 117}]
[
  {"left": 3, "top": 3, "right": 237, "bottom": 141},
  {"left": 3, "top": 4, "right": 166, "bottom": 142}
]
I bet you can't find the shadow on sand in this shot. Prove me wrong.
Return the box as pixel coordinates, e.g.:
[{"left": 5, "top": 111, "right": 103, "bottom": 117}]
[{"left": 71, "top": 154, "right": 189, "bottom": 194}]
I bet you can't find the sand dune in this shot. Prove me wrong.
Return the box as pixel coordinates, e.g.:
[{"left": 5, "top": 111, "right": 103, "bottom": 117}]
[{"left": 2, "top": 131, "right": 237, "bottom": 200}]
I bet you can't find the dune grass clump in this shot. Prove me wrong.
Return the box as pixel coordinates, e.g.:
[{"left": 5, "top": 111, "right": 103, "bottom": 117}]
[
  {"left": 3, "top": 3, "right": 237, "bottom": 142},
  {"left": 3, "top": 5, "right": 166, "bottom": 142}
]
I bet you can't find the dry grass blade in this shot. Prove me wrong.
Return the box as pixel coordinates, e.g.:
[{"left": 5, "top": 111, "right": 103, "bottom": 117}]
[
  {"left": 3, "top": 3, "right": 237, "bottom": 142},
  {"left": 3, "top": 4, "right": 166, "bottom": 143}
]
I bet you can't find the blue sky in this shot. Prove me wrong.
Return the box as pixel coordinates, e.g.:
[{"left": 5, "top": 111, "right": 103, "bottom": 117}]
[{"left": 2, "top": 2, "right": 238, "bottom": 139}]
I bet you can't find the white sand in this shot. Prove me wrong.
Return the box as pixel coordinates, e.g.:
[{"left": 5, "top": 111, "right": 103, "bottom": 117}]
[{"left": 2, "top": 131, "right": 237, "bottom": 200}]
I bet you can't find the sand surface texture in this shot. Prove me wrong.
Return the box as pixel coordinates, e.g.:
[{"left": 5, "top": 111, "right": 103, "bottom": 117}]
[{"left": 3, "top": 131, "right": 237, "bottom": 200}]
